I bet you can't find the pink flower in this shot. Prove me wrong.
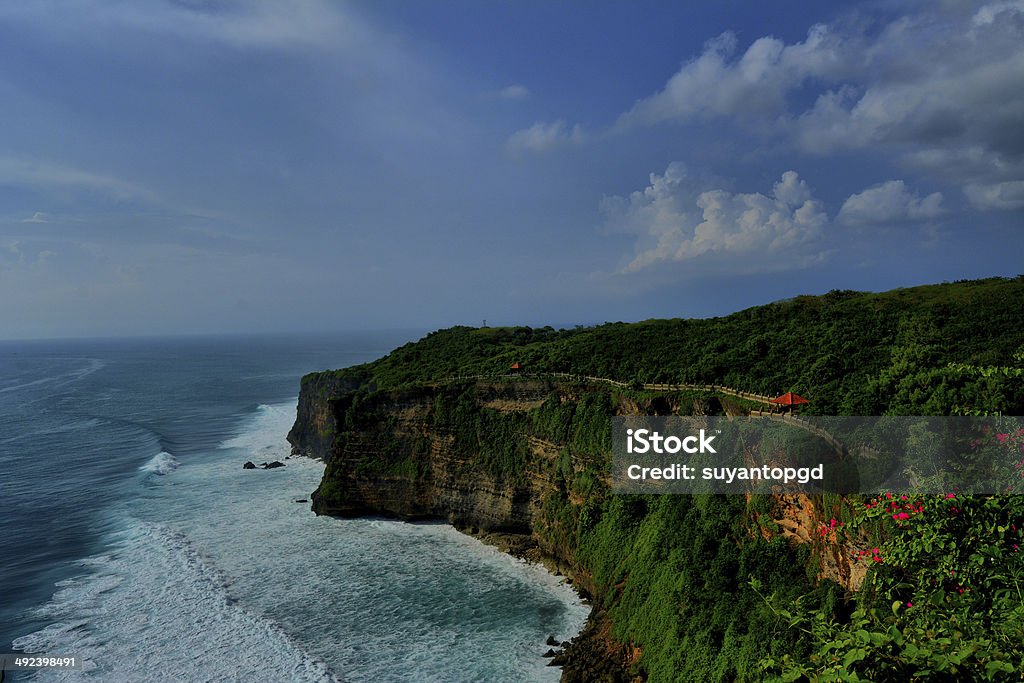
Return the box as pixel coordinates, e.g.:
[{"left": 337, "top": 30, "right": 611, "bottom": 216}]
[
  {"left": 997, "top": 433, "right": 1010, "bottom": 443},
  {"left": 905, "top": 602, "right": 912, "bottom": 608},
  {"left": 945, "top": 493, "right": 956, "bottom": 499}
]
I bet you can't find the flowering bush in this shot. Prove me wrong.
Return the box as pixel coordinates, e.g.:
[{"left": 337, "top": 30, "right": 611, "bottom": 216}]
[{"left": 756, "top": 465, "right": 1024, "bottom": 680}]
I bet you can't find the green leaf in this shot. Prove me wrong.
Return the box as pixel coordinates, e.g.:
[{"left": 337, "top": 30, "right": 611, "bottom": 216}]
[
  {"left": 842, "top": 648, "right": 867, "bottom": 668},
  {"left": 780, "top": 669, "right": 803, "bottom": 683},
  {"left": 985, "top": 660, "right": 1014, "bottom": 678}
]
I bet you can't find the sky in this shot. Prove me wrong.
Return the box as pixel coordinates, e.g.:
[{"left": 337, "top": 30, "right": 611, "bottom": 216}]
[{"left": 1, "top": 0, "right": 1022, "bottom": 339}]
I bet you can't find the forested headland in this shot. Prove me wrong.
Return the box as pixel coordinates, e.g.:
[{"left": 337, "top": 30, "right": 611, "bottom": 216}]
[{"left": 293, "top": 276, "right": 1024, "bottom": 681}]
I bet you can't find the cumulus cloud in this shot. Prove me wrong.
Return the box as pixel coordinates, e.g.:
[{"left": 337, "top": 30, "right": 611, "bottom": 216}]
[
  {"left": 22, "top": 211, "right": 49, "bottom": 223},
  {"left": 619, "top": 25, "right": 852, "bottom": 127},
  {"left": 497, "top": 84, "right": 531, "bottom": 101},
  {"left": 838, "top": 180, "right": 945, "bottom": 226},
  {"left": 607, "top": 2, "right": 1024, "bottom": 211},
  {"left": 603, "top": 164, "right": 829, "bottom": 273},
  {"left": 506, "top": 120, "right": 584, "bottom": 155}
]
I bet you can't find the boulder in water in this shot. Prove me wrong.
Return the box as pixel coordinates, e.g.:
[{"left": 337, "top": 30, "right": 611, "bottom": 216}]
[
  {"left": 263, "top": 461, "right": 285, "bottom": 469},
  {"left": 242, "top": 461, "right": 256, "bottom": 470}
]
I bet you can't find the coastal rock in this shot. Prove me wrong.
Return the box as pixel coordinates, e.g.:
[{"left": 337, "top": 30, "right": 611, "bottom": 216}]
[
  {"left": 542, "top": 649, "right": 557, "bottom": 658},
  {"left": 263, "top": 461, "right": 285, "bottom": 469},
  {"left": 295, "top": 499, "right": 308, "bottom": 503},
  {"left": 546, "top": 635, "right": 560, "bottom": 646},
  {"left": 242, "top": 461, "right": 256, "bottom": 469}
]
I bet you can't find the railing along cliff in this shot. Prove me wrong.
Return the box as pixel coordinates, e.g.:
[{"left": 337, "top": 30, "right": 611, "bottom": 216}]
[
  {"left": 435, "top": 372, "right": 774, "bottom": 404},
  {"left": 431, "top": 372, "right": 878, "bottom": 460}
]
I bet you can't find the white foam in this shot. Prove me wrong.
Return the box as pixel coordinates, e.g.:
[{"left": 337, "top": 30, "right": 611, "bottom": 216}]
[
  {"left": 138, "top": 451, "right": 179, "bottom": 476},
  {"left": 219, "top": 402, "right": 297, "bottom": 461},
  {"left": 13, "top": 521, "right": 341, "bottom": 683},
  {"left": 17, "top": 398, "right": 589, "bottom": 682}
]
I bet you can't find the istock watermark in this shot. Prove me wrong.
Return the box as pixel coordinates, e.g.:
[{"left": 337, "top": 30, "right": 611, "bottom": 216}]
[{"left": 611, "top": 416, "right": 1024, "bottom": 495}]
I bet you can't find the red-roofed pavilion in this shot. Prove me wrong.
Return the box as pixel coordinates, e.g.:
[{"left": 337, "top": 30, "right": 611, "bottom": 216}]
[{"left": 770, "top": 392, "right": 809, "bottom": 413}]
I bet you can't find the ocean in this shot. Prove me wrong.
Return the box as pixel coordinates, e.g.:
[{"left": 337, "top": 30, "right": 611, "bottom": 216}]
[{"left": 0, "top": 334, "right": 588, "bottom": 682}]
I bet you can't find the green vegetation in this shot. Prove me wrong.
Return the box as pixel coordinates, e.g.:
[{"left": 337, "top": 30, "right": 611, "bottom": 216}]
[
  {"left": 430, "top": 386, "right": 531, "bottom": 482},
  {"left": 309, "top": 276, "right": 1024, "bottom": 416},
  {"left": 577, "top": 494, "right": 830, "bottom": 680}
]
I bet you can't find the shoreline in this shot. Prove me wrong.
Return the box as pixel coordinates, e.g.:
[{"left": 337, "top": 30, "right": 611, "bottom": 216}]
[
  {"left": 464, "top": 528, "right": 640, "bottom": 682},
  {"left": 289, "top": 452, "right": 595, "bottom": 677}
]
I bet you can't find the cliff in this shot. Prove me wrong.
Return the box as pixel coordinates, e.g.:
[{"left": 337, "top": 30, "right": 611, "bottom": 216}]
[
  {"left": 290, "top": 380, "right": 620, "bottom": 583},
  {"left": 287, "top": 277, "right": 1024, "bottom": 680},
  {"left": 288, "top": 377, "right": 837, "bottom": 681}
]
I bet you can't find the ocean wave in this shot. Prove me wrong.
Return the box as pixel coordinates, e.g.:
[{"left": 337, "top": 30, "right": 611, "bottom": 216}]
[
  {"left": 218, "top": 401, "right": 297, "bottom": 461},
  {"left": 13, "top": 520, "right": 341, "bottom": 682},
  {"left": 137, "top": 451, "right": 179, "bottom": 476}
]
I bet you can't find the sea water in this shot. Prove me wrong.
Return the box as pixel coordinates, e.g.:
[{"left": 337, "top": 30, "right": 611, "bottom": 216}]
[{"left": 0, "top": 335, "right": 588, "bottom": 682}]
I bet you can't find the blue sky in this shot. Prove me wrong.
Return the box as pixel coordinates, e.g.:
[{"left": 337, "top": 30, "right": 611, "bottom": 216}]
[{"left": 1, "top": 0, "right": 1022, "bottom": 339}]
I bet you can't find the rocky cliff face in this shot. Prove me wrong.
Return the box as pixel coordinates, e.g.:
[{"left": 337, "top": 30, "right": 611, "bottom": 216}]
[
  {"left": 290, "top": 380, "right": 592, "bottom": 564},
  {"left": 288, "top": 376, "right": 858, "bottom": 681},
  {"left": 290, "top": 379, "right": 651, "bottom": 680},
  {"left": 287, "top": 372, "right": 362, "bottom": 464}
]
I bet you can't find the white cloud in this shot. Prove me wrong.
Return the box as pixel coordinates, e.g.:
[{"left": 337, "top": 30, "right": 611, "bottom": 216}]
[
  {"left": 603, "top": 165, "right": 829, "bottom": 273},
  {"left": 603, "top": 2, "right": 1024, "bottom": 212},
  {"left": 497, "top": 85, "right": 531, "bottom": 101},
  {"left": 0, "top": 158, "right": 155, "bottom": 202},
  {"left": 964, "top": 180, "right": 1024, "bottom": 211},
  {"left": 0, "top": 0, "right": 352, "bottom": 51},
  {"left": 506, "top": 120, "right": 584, "bottom": 155},
  {"left": 973, "top": 0, "right": 1024, "bottom": 26},
  {"left": 1, "top": 239, "right": 57, "bottom": 267},
  {"left": 838, "top": 180, "right": 945, "bottom": 226},
  {"left": 22, "top": 211, "right": 49, "bottom": 223},
  {"left": 619, "top": 25, "right": 852, "bottom": 127}
]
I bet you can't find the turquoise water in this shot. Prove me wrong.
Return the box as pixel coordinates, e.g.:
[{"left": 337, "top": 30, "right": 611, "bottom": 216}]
[{"left": 0, "top": 335, "right": 587, "bottom": 682}]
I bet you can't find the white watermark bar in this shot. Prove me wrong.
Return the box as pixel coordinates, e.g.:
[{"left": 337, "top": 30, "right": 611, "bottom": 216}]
[
  {"left": 1, "top": 654, "right": 83, "bottom": 670},
  {"left": 611, "top": 416, "right": 1024, "bottom": 495}
]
